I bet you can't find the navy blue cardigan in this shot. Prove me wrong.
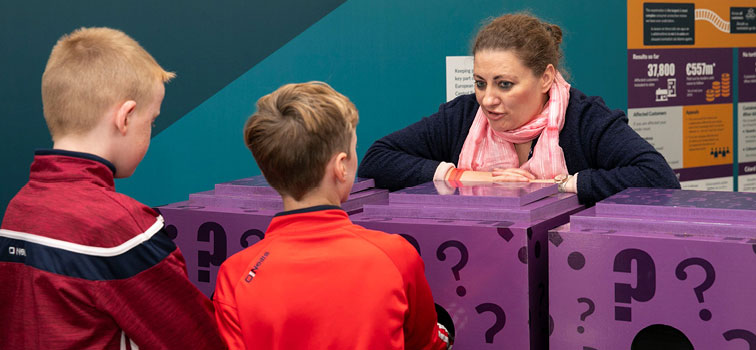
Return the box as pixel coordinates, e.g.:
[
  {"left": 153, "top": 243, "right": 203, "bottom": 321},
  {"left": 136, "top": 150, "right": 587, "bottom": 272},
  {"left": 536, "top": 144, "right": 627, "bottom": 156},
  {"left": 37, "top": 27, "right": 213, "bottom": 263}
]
[{"left": 358, "top": 88, "right": 680, "bottom": 205}]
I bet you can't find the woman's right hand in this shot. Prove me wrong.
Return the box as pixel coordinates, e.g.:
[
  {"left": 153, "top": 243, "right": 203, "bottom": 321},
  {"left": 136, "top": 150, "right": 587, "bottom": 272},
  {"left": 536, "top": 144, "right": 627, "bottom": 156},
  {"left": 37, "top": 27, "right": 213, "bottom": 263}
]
[{"left": 491, "top": 168, "right": 536, "bottom": 182}]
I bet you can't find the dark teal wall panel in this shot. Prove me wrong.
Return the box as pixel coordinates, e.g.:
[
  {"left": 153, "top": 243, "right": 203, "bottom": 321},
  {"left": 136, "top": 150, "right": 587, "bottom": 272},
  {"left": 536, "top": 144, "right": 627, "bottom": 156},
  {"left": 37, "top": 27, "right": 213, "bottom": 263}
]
[
  {"left": 2, "top": 0, "right": 628, "bottom": 213},
  {"left": 0, "top": 0, "right": 346, "bottom": 216}
]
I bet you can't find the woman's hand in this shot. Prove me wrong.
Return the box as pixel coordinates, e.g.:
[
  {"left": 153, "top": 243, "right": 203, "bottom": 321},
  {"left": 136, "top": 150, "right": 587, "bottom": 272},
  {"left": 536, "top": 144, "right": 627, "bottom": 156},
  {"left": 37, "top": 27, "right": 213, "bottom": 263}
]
[
  {"left": 491, "top": 168, "right": 536, "bottom": 182},
  {"left": 555, "top": 173, "right": 578, "bottom": 193}
]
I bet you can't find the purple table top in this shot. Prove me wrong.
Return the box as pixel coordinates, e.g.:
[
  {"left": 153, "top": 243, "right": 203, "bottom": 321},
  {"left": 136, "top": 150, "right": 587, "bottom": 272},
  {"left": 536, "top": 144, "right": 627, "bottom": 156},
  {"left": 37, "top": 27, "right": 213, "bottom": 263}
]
[
  {"left": 364, "top": 193, "right": 578, "bottom": 222},
  {"left": 157, "top": 200, "right": 280, "bottom": 216},
  {"left": 215, "top": 176, "right": 375, "bottom": 196},
  {"left": 188, "top": 190, "right": 284, "bottom": 210},
  {"left": 596, "top": 188, "right": 756, "bottom": 223},
  {"left": 570, "top": 207, "right": 756, "bottom": 239},
  {"left": 187, "top": 188, "right": 388, "bottom": 213},
  {"left": 389, "top": 181, "right": 558, "bottom": 208}
]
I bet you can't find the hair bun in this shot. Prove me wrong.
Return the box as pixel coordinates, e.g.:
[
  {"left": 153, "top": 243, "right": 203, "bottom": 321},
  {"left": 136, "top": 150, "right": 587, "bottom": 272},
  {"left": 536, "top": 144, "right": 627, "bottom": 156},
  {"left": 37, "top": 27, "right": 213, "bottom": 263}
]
[{"left": 546, "top": 24, "right": 562, "bottom": 46}]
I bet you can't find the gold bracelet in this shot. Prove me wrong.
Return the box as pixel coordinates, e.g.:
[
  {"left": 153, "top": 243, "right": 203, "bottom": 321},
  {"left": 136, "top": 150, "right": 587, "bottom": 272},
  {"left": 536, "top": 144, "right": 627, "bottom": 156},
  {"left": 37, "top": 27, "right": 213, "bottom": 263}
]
[{"left": 556, "top": 174, "right": 571, "bottom": 193}]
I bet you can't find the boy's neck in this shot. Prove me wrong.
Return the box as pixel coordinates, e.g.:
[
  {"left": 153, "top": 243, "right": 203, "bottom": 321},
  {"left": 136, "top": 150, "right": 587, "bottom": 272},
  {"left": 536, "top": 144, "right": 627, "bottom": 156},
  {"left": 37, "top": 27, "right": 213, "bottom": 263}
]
[
  {"left": 281, "top": 187, "right": 342, "bottom": 212},
  {"left": 281, "top": 177, "right": 349, "bottom": 212},
  {"left": 52, "top": 133, "right": 113, "bottom": 164}
]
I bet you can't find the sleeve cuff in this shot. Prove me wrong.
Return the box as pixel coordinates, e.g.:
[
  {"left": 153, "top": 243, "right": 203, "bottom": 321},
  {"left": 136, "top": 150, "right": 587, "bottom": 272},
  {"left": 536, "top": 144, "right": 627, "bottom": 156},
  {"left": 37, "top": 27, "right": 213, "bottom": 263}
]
[
  {"left": 566, "top": 172, "right": 578, "bottom": 193},
  {"left": 434, "top": 162, "right": 456, "bottom": 181}
]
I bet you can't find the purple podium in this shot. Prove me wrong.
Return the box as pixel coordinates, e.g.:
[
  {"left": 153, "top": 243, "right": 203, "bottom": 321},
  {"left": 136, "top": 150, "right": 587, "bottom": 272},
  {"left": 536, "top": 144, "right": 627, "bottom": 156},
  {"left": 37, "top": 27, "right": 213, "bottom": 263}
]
[
  {"left": 549, "top": 188, "right": 756, "bottom": 349},
  {"left": 155, "top": 176, "right": 387, "bottom": 297},
  {"left": 351, "top": 181, "right": 583, "bottom": 350}
]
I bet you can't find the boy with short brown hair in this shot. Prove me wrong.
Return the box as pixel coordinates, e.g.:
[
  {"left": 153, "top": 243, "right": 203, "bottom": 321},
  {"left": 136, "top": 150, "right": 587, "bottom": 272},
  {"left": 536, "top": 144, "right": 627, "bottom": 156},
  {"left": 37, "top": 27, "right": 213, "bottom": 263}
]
[
  {"left": 0, "top": 27, "right": 225, "bottom": 349},
  {"left": 213, "top": 81, "right": 453, "bottom": 350}
]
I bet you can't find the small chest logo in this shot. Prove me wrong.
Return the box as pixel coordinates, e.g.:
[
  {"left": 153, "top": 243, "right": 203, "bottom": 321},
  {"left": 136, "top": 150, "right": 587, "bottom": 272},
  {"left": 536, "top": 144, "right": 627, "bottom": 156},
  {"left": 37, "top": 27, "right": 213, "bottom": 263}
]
[
  {"left": 245, "top": 251, "right": 270, "bottom": 283},
  {"left": 8, "top": 246, "right": 27, "bottom": 257}
]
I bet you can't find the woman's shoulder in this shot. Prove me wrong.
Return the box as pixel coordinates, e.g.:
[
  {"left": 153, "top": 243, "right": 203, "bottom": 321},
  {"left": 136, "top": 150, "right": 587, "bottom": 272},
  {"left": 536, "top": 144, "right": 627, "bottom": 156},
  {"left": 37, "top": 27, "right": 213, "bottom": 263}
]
[
  {"left": 445, "top": 93, "right": 478, "bottom": 106},
  {"left": 439, "top": 93, "right": 479, "bottom": 117},
  {"left": 568, "top": 88, "right": 611, "bottom": 112},
  {"left": 566, "top": 87, "right": 626, "bottom": 123}
]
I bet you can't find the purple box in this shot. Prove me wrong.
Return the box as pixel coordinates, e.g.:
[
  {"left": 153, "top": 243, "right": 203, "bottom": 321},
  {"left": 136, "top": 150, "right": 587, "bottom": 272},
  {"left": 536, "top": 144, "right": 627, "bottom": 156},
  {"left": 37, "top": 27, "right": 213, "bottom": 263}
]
[
  {"left": 155, "top": 203, "right": 277, "bottom": 297},
  {"left": 188, "top": 188, "right": 387, "bottom": 214},
  {"left": 214, "top": 176, "right": 376, "bottom": 196},
  {"left": 596, "top": 187, "right": 756, "bottom": 222},
  {"left": 389, "top": 181, "right": 557, "bottom": 208},
  {"left": 353, "top": 181, "right": 583, "bottom": 350},
  {"left": 364, "top": 192, "right": 576, "bottom": 222},
  {"left": 549, "top": 188, "right": 756, "bottom": 349},
  {"left": 155, "top": 176, "right": 388, "bottom": 297}
]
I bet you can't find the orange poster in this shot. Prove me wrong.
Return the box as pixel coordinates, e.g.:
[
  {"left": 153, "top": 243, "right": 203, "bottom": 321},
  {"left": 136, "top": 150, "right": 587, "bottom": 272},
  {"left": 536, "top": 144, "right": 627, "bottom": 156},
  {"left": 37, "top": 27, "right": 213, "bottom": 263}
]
[
  {"left": 628, "top": 0, "right": 756, "bottom": 49},
  {"left": 682, "top": 104, "right": 733, "bottom": 168}
]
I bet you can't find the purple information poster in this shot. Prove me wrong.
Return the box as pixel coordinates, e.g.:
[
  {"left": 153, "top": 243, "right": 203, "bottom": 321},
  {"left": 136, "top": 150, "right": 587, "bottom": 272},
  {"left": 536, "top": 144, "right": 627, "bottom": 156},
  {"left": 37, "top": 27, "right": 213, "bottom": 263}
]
[
  {"left": 628, "top": 0, "right": 756, "bottom": 191},
  {"left": 737, "top": 48, "right": 756, "bottom": 191},
  {"left": 627, "top": 48, "right": 734, "bottom": 190}
]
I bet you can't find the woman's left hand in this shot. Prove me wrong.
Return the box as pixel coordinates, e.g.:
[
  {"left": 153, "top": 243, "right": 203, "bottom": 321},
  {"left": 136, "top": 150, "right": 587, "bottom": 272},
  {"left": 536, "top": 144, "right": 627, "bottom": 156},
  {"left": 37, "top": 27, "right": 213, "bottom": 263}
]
[
  {"left": 554, "top": 173, "right": 578, "bottom": 193},
  {"left": 492, "top": 168, "right": 536, "bottom": 182}
]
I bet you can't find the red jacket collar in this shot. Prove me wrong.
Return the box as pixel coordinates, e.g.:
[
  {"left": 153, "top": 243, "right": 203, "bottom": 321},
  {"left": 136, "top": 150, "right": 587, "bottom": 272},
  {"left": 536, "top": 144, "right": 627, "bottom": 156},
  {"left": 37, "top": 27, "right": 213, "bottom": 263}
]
[{"left": 31, "top": 150, "right": 116, "bottom": 190}]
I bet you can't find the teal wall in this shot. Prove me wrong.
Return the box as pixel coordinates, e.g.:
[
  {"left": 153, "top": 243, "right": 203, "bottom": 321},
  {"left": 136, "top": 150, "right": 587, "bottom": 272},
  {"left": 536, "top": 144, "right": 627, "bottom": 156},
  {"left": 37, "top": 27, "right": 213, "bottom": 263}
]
[{"left": 0, "top": 0, "right": 627, "bottom": 215}]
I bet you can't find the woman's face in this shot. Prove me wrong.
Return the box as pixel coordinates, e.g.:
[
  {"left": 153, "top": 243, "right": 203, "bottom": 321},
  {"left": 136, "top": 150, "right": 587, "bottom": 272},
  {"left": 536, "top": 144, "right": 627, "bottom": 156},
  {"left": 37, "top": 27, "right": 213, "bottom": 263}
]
[{"left": 473, "top": 49, "right": 552, "bottom": 133}]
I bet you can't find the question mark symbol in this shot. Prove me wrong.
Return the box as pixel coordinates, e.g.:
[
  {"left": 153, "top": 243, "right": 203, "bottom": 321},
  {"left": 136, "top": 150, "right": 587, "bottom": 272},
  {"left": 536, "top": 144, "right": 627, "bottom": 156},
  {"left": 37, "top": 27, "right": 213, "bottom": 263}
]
[
  {"left": 613, "top": 248, "right": 656, "bottom": 322},
  {"left": 538, "top": 283, "right": 546, "bottom": 313},
  {"left": 475, "top": 303, "right": 506, "bottom": 344},
  {"left": 240, "top": 228, "right": 265, "bottom": 248},
  {"left": 576, "top": 297, "right": 595, "bottom": 334},
  {"left": 675, "top": 257, "right": 715, "bottom": 321},
  {"left": 399, "top": 233, "right": 421, "bottom": 256},
  {"left": 723, "top": 329, "right": 756, "bottom": 349},
  {"left": 163, "top": 224, "right": 178, "bottom": 240},
  {"left": 197, "top": 221, "right": 228, "bottom": 283},
  {"left": 436, "top": 240, "right": 469, "bottom": 297}
]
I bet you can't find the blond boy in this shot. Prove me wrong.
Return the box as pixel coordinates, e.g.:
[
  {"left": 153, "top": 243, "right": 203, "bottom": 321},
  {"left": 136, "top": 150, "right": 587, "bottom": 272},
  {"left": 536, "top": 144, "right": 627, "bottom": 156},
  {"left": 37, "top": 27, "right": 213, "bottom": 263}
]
[
  {"left": 213, "top": 82, "right": 453, "bottom": 350},
  {"left": 0, "top": 27, "right": 225, "bottom": 349}
]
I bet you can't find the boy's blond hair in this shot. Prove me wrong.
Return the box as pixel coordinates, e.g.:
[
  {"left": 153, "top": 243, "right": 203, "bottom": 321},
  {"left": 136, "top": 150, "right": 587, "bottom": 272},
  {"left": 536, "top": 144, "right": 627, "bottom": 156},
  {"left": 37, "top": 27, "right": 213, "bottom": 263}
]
[
  {"left": 244, "top": 82, "right": 359, "bottom": 200},
  {"left": 41, "top": 27, "right": 175, "bottom": 138}
]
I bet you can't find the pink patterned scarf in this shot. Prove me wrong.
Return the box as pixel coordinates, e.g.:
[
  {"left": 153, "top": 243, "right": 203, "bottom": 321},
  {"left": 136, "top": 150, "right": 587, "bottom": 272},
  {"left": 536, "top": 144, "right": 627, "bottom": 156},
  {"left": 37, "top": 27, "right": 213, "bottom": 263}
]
[{"left": 457, "top": 71, "right": 570, "bottom": 179}]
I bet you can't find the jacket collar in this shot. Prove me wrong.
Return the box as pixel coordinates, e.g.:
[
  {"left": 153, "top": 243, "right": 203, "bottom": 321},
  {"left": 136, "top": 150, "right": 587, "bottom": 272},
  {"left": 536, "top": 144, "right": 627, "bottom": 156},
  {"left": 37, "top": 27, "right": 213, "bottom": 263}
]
[{"left": 31, "top": 149, "right": 117, "bottom": 190}]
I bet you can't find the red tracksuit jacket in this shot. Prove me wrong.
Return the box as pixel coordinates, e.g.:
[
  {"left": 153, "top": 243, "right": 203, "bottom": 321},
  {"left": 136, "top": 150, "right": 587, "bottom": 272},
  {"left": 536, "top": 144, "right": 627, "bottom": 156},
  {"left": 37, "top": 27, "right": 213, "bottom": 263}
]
[
  {"left": 0, "top": 150, "right": 225, "bottom": 349},
  {"left": 214, "top": 205, "right": 451, "bottom": 350}
]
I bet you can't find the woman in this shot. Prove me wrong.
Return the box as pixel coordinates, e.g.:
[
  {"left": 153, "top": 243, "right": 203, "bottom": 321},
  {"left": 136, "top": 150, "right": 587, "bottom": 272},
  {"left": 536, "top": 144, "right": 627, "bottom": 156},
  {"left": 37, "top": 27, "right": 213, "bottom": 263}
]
[{"left": 358, "top": 13, "right": 680, "bottom": 205}]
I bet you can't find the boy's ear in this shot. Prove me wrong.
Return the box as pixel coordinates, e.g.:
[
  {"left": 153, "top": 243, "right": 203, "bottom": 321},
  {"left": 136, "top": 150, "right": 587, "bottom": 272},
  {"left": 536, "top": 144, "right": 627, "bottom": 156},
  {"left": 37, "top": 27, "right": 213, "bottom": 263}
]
[
  {"left": 114, "top": 100, "right": 137, "bottom": 136},
  {"left": 334, "top": 151, "right": 349, "bottom": 182}
]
